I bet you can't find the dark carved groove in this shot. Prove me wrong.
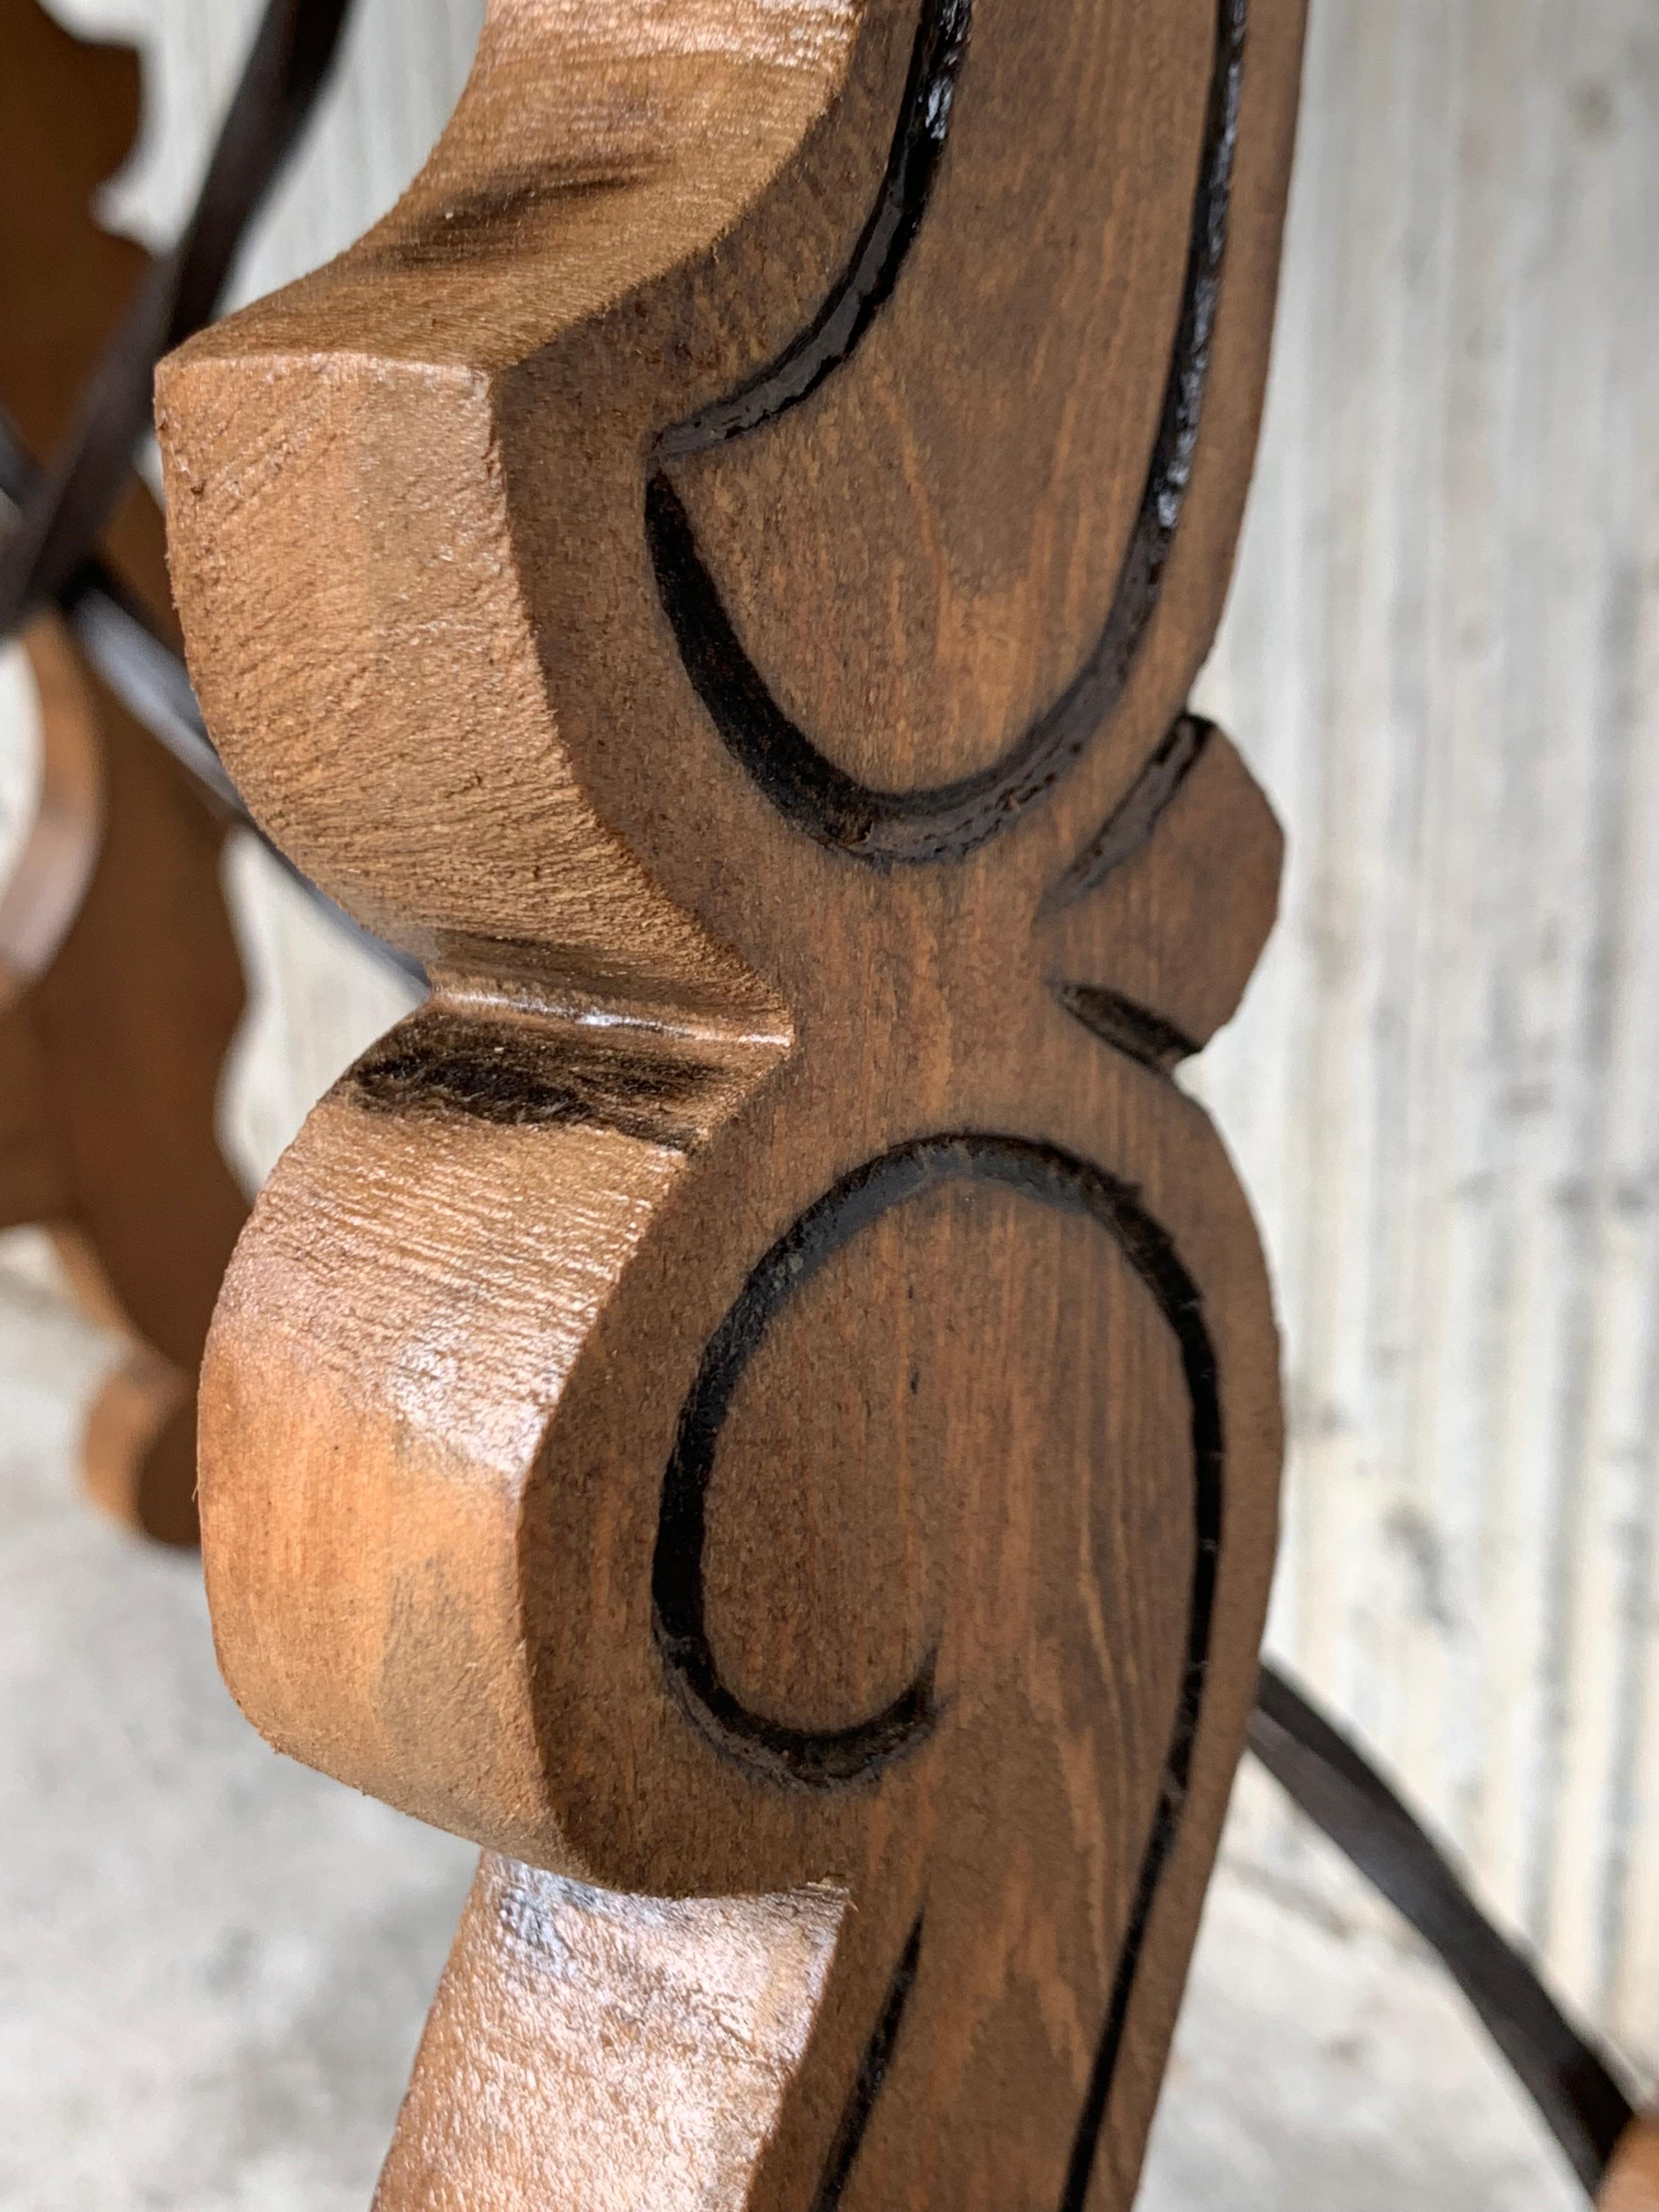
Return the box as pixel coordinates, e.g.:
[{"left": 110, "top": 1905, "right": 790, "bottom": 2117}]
[
  {"left": 652, "top": 1133, "right": 1223, "bottom": 2203},
  {"left": 646, "top": 1, "right": 1248, "bottom": 866},
  {"left": 659, "top": 0, "right": 973, "bottom": 458},
  {"left": 809, "top": 1916, "right": 926, "bottom": 2212},
  {"left": 1042, "top": 713, "right": 1214, "bottom": 915},
  {"left": 1052, "top": 981, "right": 1199, "bottom": 1074}
]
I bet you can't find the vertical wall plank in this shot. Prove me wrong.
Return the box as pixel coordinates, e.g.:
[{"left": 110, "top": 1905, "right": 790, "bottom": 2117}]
[{"left": 1195, "top": 0, "right": 1659, "bottom": 2072}]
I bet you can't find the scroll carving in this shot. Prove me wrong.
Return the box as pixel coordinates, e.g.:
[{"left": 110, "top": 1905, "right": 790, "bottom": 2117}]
[{"left": 159, "top": 0, "right": 1305, "bottom": 2200}]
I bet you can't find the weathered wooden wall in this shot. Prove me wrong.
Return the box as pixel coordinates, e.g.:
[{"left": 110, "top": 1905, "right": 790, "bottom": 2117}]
[
  {"left": 1192, "top": 0, "right": 1659, "bottom": 2076},
  {"left": 12, "top": 0, "right": 1658, "bottom": 2077}
]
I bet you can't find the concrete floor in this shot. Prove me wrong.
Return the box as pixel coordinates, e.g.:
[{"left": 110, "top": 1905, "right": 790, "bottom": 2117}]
[{"left": 0, "top": 1235, "right": 1584, "bottom": 2211}]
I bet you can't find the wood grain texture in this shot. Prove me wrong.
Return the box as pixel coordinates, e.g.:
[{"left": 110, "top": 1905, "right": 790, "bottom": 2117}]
[
  {"left": 159, "top": 1, "right": 1304, "bottom": 2201},
  {"left": 0, "top": 0, "right": 248, "bottom": 1543}
]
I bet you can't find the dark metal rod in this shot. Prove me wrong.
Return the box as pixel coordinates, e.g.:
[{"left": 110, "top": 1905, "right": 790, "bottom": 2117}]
[
  {"left": 0, "top": 0, "right": 356, "bottom": 637},
  {"left": 1250, "top": 1661, "right": 1634, "bottom": 2196}
]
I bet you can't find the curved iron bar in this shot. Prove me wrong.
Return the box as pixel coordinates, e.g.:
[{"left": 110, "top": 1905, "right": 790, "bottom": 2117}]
[
  {"left": 0, "top": 0, "right": 355, "bottom": 640},
  {"left": 1250, "top": 1662, "right": 1635, "bottom": 2197}
]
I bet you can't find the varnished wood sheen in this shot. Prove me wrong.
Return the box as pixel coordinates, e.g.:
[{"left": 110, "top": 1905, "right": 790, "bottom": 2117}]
[
  {"left": 159, "top": 0, "right": 1305, "bottom": 2200},
  {"left": 0, "top": 0, "right": 247, "bottom": 1543}
]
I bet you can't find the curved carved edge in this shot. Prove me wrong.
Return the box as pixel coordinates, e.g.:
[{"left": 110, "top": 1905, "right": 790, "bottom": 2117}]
[
  {"left": 202, "top": 1036, "right": 1284, "bottom": 2211},
  {"left": 0, "top": 0, "right": 250, "bottom": 1542},
  {"left": 157, "top": 0, "right": 892, "bottom": 1012},
  {"left": 160, "top": 0, "right": 1305, "bottom": 2201}
]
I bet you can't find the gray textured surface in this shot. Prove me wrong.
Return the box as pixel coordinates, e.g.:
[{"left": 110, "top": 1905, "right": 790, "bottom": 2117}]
[
  {"left": 1190, "top": 0, "right": 1659, "bottom": 2053},
  {"left": 1144, "top": 1811, "right": 1582, "bottom": 2212}
]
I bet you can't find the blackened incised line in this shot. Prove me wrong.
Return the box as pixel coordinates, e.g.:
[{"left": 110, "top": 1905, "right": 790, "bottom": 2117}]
[
  {"left": 653, "top": 1144, "right": 951, "bottom": 1788},
  {"left": 1053, "top": 983, "right": 1199, "bottom": 1075},
  {"left": 659, "top": 0, "right": 972, "bottom": 457},
  {"left": 652, "top": 1134, "right": 1224, "bottom": 2209},
  {"left": 646, "top": 0, "right": 1248, "bottom": 867},
  {"left": 809, "top": 1917, "right": 927, "bottom": 2212},
  {"left": 647, "top": 472, "right": 887, "bottom": 853},
  {"left": 1056, "top": 1197, "right": 1221, "bottom": 2212},
  {"left": 1042, "top": 713, "right": 1214, "bottom": 916}
]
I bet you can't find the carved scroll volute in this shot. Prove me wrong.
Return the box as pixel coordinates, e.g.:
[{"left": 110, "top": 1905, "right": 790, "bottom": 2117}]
[{"left": 159, "top": 2, "right": 1304, "bottom": 2204}]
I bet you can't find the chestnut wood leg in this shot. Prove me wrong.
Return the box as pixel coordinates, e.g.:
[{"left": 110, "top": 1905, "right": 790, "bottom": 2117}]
[{"left": 159, "top": 0, "right": 1306, "bottom": 2196}]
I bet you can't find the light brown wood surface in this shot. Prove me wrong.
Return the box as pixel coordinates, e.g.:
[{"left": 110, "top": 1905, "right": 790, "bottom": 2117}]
[
  {"left": 1603, "top": 2119, "right": 1659, "bottom": 2212},
  {"left": 0, "top": 0, "right": 248, "bottom": 1544},
  {"left": 159, "top": 0, "right": 1305, "bottom": 2201}
]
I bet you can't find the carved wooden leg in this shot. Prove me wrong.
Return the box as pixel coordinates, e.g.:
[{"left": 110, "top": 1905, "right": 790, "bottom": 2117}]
[
  {"left": 0, "top": 617, "right": 247, "bottom": 1543},
  {"left": 159, "top": 0, "right": 1305, "bottom": 2197},
  {"left": 0, "top": 0, "right": 251, "bottom": 1542}
]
